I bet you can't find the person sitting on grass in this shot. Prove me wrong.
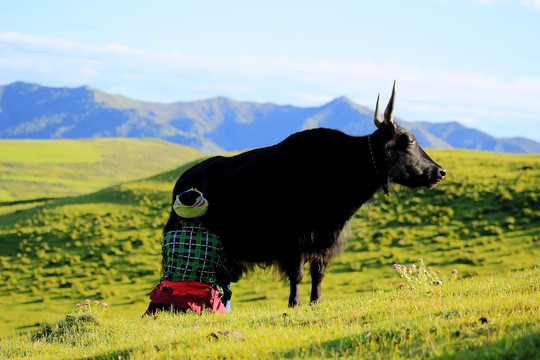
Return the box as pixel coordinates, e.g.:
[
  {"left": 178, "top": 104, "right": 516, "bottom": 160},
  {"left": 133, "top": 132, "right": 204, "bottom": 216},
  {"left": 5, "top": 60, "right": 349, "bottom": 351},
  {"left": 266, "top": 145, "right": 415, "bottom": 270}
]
[{"left": 145, "top": 188, "right": 238, "bottom": 315}]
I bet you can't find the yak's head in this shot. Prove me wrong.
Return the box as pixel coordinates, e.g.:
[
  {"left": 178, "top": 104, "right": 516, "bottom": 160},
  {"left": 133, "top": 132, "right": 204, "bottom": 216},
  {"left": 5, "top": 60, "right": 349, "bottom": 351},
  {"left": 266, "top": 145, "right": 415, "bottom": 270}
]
[{"left": 371, "top": 82, "right": 446, "bottom": 189}]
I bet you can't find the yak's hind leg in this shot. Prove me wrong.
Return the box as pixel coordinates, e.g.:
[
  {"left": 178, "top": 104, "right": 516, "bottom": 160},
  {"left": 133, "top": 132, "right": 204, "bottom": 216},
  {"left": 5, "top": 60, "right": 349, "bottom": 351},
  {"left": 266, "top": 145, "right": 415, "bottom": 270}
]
[
  {"left": 285, "top": 253, "right": 304, "bottom": 307},
  {"left": 309, "top": 251, "right": 330, "bottom": 304}
]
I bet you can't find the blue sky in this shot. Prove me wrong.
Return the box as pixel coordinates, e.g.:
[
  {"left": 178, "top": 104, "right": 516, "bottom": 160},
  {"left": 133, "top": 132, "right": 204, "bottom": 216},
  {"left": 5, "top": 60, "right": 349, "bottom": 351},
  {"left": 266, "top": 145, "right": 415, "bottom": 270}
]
[{"left": 1, "top": 0, "right": 539, "bottom": 141}]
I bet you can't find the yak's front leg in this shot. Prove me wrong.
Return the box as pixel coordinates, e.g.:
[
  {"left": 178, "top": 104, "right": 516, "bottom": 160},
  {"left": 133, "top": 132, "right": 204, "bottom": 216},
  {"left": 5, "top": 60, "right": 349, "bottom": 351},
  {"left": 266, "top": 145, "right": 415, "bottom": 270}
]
[
  {"left": 286, "top": 254, "right": 304, "bottom": 307},
  {"left": 310, "top": 253, "right": 329, "bottom": 304}
]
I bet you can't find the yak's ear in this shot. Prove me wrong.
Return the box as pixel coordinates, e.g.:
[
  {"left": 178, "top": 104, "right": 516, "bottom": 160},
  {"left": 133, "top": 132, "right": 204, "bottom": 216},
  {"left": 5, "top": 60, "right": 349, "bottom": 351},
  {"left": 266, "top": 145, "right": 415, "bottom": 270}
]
[
  {"left": 383, "top": 81, "right": 396, "bottom": 127},
  {"left": 373, "top": 94, "right": 383, "bottom": 128}
]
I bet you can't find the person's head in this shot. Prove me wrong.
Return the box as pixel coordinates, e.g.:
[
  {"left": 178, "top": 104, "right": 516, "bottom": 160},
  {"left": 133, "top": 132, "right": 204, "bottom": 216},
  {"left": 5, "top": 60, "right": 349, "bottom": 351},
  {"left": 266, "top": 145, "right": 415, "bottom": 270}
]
[{"left": 173, "top": 188, "right": 208, "bottom": 223}]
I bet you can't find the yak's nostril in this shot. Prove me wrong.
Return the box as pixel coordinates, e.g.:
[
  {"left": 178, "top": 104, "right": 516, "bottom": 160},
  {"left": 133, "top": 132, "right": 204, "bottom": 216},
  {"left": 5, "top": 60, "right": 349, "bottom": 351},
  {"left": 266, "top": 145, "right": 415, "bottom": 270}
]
[{"left": 439, "top": 169, "right": 447, "bottom": 178}]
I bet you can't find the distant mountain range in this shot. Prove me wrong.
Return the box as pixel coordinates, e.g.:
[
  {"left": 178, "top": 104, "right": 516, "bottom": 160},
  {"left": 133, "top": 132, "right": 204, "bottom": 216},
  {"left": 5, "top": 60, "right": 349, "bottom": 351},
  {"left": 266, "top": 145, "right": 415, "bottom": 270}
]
[{"left": 1, "top": 82, "right": 539, "bottom": 154}]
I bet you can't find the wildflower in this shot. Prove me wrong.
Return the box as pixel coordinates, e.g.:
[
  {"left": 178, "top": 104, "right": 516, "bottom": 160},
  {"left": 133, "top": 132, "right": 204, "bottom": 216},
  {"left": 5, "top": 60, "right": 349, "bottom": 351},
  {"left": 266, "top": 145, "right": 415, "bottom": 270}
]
[
  {"left": 102, "top": 303, "right": 109, "bottom": 308},
  {"left": 398, "top": 283, "right": 405, "bottom": 289},
  {"left": 436, "top": 270, "right": 441, "bottom": 274},
  {"left": 76, "top": 303, "right": 80, "bottom": 308},
  {"left": 410, "top": 264, "right": 416, "bottom": 269},
  {"left": 427, "top": 267, "right": 432, "bottom": 271},
  {"left": 85, "top": 299, "right": 91, "bottom": 304},
  {"left": 392, "top": 264, "right": 399, "bottom": 269},
  {"left": 94, "top": 300, "right": 100, "bottom": 305},
  {"left": 451, "top": 269, "right": 458, "bottom": 274},
  {"left": 418, "top": 258, "right": 423, "bottom": 262},
  {"left": 433, "top": 280, "right": 442, "bottom": 286}
]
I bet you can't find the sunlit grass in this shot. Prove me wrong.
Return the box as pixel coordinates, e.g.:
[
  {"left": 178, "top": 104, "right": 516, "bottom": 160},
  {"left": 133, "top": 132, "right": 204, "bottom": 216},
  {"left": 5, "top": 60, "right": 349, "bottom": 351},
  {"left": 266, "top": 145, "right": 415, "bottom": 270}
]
[
  {"left": 1, "top": 269, "right": 538, "bottom": 359},
  {"left": 0, "top": 148, "right": 538, "bottom": 342},
  {"left": 0, "top": 140, "right": 103, "bottom": 164},
  {"left": 0, "top": 138, "right": 201, "bottom": 201}
]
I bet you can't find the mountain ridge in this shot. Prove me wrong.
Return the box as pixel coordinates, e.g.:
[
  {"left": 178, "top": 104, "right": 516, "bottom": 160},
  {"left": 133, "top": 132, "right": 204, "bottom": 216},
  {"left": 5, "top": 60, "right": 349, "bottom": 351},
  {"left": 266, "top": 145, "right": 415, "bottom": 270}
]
[{"left": 1, "top": 82, "right": 538, "bottom": 154}]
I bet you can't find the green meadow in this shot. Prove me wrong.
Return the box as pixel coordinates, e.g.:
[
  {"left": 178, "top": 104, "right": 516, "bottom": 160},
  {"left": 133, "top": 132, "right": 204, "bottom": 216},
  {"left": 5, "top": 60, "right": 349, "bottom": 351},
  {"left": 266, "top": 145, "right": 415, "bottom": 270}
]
[
  {"left": 0, "top": 138, "right": 201, "bottom": 203},
  {"left": 0, "top": 141, "right": 539, "bottom": 358},
  {"left": 2, "top": 269, "right": 539, "bottom": 359}
]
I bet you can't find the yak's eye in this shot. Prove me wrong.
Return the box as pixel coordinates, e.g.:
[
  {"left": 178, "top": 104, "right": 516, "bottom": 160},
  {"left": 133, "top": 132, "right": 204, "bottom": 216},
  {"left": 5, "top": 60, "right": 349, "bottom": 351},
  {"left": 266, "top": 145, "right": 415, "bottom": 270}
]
[
  {"left": 406, "top": 134, "right": 417, "bottom": 146},
  {"left": 397, "top": 134, "right": 415, "bottom": 148}
]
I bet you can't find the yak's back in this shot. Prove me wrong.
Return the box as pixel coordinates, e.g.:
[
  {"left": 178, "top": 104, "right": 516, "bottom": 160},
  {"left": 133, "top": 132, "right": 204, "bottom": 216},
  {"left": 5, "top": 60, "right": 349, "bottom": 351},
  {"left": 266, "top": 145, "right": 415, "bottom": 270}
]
[{"left": 174, "top": 128, "right": 363, "bottom": 262}]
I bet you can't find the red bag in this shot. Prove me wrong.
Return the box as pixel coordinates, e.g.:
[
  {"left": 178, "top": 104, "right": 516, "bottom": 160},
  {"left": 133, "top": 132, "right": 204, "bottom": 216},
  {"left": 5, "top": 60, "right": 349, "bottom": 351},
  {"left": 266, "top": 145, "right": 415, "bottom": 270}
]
[{"left": 149, "top": 280, "right": 226, "bottom": 314}]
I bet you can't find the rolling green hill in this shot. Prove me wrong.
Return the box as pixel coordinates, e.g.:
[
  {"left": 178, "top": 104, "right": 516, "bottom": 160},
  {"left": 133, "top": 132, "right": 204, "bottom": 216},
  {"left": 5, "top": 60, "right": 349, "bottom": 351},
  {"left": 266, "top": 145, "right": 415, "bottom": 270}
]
[
  {"left": 0, "top": 149, "right": 538, "bottom": 337},
  {"left": 0, "top": 138, "right": 201, "bottom": 203}
]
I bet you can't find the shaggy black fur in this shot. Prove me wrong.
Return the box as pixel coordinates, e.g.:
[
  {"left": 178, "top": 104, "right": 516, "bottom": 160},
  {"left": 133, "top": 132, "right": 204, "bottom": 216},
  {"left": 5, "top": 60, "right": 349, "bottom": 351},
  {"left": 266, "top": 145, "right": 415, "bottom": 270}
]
[{"left": 164, "top": 118, "right": 445, "bottom": 307}]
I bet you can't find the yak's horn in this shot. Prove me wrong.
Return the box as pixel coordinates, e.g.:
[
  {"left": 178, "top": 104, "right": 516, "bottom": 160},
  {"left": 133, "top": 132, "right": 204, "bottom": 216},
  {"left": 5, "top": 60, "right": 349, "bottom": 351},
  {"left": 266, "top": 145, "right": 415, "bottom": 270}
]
[
  {"left": 384, "top": 81, "right": 396, "bottom": 125},
  {"left": 373, "top": 94, "right": 383, "bottom": 128}
]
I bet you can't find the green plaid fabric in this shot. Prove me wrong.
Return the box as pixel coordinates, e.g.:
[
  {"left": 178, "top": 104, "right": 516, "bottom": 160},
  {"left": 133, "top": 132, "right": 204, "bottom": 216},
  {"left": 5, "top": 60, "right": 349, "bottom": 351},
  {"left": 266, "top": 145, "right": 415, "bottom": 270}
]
[{"left": 161, "top": 221, "right": 224, "bottom": 285}]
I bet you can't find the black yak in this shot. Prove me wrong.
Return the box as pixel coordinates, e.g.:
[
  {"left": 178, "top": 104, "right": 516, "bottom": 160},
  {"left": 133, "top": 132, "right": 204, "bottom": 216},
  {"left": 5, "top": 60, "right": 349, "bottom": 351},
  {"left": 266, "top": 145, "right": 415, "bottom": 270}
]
[{"left": 164, "top": 83, "right": 446, "bottom": 307}]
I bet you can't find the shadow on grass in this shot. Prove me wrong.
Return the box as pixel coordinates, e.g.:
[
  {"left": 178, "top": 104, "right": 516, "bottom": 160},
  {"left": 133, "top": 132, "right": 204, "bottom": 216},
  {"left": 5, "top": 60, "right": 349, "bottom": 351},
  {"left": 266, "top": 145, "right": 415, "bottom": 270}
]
[
  {"left": 434, "top": 330, "right": 540, "bottom": 360},
  {"left": 277, "top": 330, "right": 540, "bottom": 359},
  {"left": 0, "top": 197, "right": 65, "bottom": 207},
  {"left": 79, "top": 348, "right": 133, "bottom": 360},
  {"left": 278, "top": 333, "right": 369, "bottom": 358}
]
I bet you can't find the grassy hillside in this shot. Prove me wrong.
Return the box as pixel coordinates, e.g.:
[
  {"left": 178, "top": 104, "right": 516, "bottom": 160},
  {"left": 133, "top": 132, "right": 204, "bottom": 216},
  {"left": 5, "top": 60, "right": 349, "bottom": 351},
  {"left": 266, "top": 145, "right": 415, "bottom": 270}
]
[
  {"left": 1, "top": 269, "right": 539, "bottom": 359},
  {"left": 0, "top": 149, "right": 538, "bottom": 338},
  {"left": 0, "top": 138, "right": 201, "bottom": 203}
]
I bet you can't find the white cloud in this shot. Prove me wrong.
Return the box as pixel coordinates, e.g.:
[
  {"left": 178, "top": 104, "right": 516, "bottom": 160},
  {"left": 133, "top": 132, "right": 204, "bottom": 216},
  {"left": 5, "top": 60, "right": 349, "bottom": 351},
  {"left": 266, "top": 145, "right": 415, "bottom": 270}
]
[
  {"left": 0, "top": 32, "right": 218, "bottom": 73},
  {"left": 466, "top": 0, "right": 540, "bottom": 10},
  {"left": 521, "top": 0, "right": 540, "bottom": 10},
  {"left": 1, "top": 32, "right": 539, "bottom": 141}
]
